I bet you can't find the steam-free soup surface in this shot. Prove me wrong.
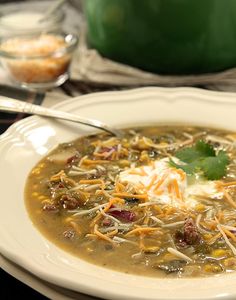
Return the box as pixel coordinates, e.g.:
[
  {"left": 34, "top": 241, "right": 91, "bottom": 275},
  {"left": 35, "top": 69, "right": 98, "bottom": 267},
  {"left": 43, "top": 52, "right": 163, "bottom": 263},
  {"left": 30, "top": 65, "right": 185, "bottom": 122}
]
[{"left": 25, "top": 126, "right": 236, "bottom": 277}]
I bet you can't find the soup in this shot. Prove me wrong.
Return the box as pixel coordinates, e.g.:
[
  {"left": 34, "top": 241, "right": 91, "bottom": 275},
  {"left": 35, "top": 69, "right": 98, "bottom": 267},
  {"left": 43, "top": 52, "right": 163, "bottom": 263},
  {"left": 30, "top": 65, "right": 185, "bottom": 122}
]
[{"left": 25, "top": 125, "right": 236, "bottom": 278}]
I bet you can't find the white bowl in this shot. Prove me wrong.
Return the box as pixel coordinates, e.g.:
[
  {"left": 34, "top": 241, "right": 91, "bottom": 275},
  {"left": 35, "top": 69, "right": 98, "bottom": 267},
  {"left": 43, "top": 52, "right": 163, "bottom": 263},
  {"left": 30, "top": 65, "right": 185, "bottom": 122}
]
[{"left": 1, "top": 87, "right": 236, "bottom": 300}]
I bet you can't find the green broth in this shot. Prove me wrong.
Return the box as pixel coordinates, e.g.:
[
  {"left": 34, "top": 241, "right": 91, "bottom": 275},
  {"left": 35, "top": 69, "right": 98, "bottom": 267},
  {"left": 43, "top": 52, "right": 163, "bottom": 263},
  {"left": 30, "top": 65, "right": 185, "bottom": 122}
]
[{"left": 25, "top": 125, "right": 236, "bottom": 277}]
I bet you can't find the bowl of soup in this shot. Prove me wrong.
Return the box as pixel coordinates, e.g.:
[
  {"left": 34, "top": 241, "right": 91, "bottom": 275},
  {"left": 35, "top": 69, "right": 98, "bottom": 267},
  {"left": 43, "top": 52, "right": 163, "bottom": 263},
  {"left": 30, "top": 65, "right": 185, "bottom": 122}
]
[{"left": 1, "top": 87, "right": 236, "bottom": 299}]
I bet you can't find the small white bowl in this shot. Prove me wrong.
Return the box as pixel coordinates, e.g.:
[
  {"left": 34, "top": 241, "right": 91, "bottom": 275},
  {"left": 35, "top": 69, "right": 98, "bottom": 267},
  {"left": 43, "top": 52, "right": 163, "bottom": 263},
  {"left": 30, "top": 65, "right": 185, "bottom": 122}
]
[{"left": 0, "top": 2, "right": 65, "bottom": 36}]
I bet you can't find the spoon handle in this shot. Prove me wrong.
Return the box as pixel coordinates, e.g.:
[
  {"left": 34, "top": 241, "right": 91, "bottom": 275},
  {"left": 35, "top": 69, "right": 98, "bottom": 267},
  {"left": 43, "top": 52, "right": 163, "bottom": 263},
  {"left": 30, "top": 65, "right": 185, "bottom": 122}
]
[{"left": 0, "top": 97, "right": 122, "bottom": 137}]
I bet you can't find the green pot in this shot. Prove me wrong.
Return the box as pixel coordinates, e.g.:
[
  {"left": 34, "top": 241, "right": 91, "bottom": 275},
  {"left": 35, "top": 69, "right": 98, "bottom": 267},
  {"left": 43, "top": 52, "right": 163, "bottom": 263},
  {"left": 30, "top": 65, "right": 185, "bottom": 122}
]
[{"left": 84, "top": 0, "right": 236, "bottom": 75}]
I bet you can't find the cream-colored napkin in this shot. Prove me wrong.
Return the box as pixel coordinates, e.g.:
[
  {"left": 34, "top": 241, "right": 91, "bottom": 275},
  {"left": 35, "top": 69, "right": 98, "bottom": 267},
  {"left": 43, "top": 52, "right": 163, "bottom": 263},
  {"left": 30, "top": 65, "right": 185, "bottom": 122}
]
[{"left": 71, "top": 29, "right": 236, "bottom": 88}]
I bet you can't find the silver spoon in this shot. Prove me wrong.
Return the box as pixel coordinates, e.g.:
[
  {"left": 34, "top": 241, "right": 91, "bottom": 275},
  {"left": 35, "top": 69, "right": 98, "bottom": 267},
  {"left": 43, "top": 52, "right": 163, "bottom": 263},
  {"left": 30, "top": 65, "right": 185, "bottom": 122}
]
[{"left": 0, "top": 97, "right": 123, "bottom": 137}]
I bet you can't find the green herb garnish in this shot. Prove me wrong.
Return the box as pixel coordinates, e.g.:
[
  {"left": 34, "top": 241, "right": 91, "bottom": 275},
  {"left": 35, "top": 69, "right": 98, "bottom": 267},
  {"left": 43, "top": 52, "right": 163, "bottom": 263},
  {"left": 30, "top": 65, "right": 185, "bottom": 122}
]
[{"left": 170, "top": 140, "right": 229, "bottom": 180}]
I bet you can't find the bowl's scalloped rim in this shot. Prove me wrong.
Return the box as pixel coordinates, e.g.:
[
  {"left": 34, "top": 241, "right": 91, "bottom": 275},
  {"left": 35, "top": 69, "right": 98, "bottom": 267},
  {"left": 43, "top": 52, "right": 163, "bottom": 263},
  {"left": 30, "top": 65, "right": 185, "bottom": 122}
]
[{"left": 1, "top": 87, "right": 236, "bottom": 300}]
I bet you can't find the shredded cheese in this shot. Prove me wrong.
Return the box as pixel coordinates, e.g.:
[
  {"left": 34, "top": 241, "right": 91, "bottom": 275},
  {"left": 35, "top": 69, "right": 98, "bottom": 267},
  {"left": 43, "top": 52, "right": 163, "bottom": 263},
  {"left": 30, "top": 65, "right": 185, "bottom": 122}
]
[
  {"left": 167, "top": 247, "right": 192, "bottom": 262},
  {"left": 217, "top": 224, "right": 236, "bottom": 255}
]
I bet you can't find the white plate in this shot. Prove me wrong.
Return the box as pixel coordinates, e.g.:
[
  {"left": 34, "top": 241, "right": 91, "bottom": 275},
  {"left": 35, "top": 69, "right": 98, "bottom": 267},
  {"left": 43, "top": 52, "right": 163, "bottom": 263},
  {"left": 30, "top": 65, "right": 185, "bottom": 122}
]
[{"left": 1, "top": 87, "right": 236, "bottom": 300}]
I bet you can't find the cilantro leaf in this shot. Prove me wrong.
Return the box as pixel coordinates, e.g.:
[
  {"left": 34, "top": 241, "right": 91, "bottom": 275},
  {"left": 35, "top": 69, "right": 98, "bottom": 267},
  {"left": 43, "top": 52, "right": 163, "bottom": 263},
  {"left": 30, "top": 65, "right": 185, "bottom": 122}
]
[
  {"left": 195, "top": 140, "right": 215, "bottom": 157},
  {"left": 175, "top": 140, "right": 215, "bottom": 163},
  {"left": 170, "top": 140, "right": 229, "bottom": 180},
  {"left": 201, "top": 151, "right": 229, "bottom": 180},
  {"left": 169, "top": 159, "right": 197, "bottom": 175}
]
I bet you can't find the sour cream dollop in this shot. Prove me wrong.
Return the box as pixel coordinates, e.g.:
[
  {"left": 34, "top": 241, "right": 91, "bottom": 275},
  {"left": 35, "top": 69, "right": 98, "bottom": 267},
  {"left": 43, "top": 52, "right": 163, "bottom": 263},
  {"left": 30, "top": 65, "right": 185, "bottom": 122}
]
[{"left": 119, "top": 158, "right": 222, "bottom": 209}]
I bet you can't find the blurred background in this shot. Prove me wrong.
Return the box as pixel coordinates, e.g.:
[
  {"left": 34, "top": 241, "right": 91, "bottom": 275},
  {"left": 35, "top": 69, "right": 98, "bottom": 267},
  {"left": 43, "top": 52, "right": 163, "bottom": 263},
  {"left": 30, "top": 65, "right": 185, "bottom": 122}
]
[{"left": 1, "top": 0, "right": 236, "bottom": 90}]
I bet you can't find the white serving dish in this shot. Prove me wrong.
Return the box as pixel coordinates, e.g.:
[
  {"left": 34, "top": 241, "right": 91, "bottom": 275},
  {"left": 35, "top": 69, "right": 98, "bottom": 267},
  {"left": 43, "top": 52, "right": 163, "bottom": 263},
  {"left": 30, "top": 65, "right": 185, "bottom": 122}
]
[{"left": 1, "top": 87, "right": 236, "bottom": 300}]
